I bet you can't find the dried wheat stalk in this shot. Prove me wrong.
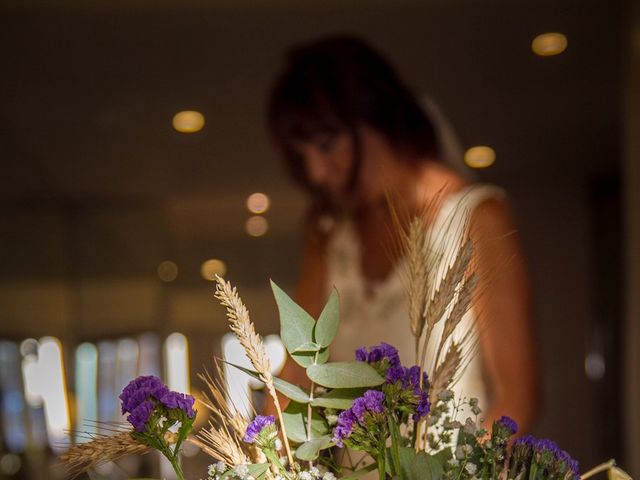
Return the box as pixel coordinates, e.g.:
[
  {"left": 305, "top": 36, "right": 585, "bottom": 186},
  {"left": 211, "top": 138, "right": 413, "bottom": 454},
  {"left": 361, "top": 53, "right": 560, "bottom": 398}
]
[
  {"left": 59, "top": 431, "right": 149, "bottom": 477},
  {"left": 213, "top": 275, "right": 294, "bottom": 466}
]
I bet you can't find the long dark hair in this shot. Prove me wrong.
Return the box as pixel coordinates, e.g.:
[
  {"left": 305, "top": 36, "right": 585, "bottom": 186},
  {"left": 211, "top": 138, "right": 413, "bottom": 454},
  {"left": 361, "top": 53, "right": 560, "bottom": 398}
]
[{"left": 267, "top": 34, "right": 439, "bottom": 208}]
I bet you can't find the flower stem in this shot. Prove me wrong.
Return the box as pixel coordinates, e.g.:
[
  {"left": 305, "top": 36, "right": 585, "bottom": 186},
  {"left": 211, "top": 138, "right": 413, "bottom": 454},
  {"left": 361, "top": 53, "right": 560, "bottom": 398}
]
[{"left": 377, "top": 453, "right": 386, "bottom": 480}]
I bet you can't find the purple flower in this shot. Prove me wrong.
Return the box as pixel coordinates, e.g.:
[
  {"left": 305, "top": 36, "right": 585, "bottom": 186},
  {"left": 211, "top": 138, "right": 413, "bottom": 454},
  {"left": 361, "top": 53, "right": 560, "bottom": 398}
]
[
  {"left": 332, "top": 410, "right": 357, "bottom": 447},
  {"left": 385, "top": 365, "right": 407, "bottom": 385},
  {"left": 159, "top": 391, "right": 196, "bottom": 418},
  {"left": 363, "top": 390, "right": 385, "bottom": 413},
  {"left": 120, "top": 375, "right": 169, "bottom": 414},
  {"left": 332, "top": 390, "right": 386, "bottom": 447},
  {"left": 243, "top": 415, "right": 275, "bottom": 443},
  {"left": 414, "top": 391, "right": 431, "bottom": 421},
  {"left": 120, "top": 375, "right": 196, "bottom": 432},
  {"left": 355, "top": 347, "right": 368, "bottom": 362},
  {"left": 512, "top": 436, "right": 579, "bottom": 478},
  {"left": 128, "top": 400, "right": 155, "bottom": 432},
  {"left": 514, "top": 435, "right": 535, "bottom": 448},
  {"left": 498, "top": 416, "right": 518, "bottom": 435},
  {"left": 355, "top": 343, "right": 400, "bottom": 367}
]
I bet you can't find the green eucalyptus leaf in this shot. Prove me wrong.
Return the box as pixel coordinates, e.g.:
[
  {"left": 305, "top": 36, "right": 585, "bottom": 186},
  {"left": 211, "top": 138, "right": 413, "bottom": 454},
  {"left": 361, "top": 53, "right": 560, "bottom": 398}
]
[
  {"left": 295, "top": 435, "right": 333, "bottom": 461},
  {"left": 311, "top": 388, "right": 366, "bottom": 409},
  {"left": 385, "top": 446, "right": 416, "bottom": 478},
  {"left": 291, "top": 346, "right": 330, "bottom": 367},
  {"left": 306, "top": 362, "right": 384, "bottom": 389},
  {"left": 225, "top": 361, "right": 310, "bottom": 403},
  {"left": 314, "top": 289, "right": 340, "bottom": 347},
  {"left": 293, "top": 341, "right": 322, "bottom": 353},
  {"left": 271, "top": 280, "right": 315, "bottom": 354},
  {"left": 410, "top": 451, "right": 444, "bottom": 480},
  {"left": 339, "top": 463, "right": 378, "bottom": 480},
  {"left": 282, "top": 401, "right": 329, "bottom": 443}
]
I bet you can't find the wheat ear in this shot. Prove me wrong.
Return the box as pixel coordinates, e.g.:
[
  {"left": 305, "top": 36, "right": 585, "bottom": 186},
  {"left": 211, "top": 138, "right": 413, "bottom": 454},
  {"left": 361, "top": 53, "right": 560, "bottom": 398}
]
[
  {"left": 213, "top": 275, "right": 294, "bottom": 466},
  {"left": 59, "top": 431, "right": 149, "bottom": 477}
]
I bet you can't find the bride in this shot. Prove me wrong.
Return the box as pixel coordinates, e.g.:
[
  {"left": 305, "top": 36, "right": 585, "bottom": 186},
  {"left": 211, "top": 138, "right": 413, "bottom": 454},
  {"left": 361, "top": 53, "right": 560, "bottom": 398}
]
[{"left": 265, "top": 35, "right": 538, "bottom": 435}]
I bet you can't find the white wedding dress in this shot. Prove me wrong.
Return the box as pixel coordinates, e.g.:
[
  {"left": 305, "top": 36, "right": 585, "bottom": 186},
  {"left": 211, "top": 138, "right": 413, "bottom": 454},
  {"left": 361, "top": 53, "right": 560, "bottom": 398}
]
[{"left": 325, "top": 184, "right": 506, "bottom": 411}]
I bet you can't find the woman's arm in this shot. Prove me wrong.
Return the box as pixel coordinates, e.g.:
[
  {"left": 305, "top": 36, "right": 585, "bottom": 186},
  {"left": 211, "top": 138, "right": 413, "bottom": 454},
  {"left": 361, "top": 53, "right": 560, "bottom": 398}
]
[
  {"left": 470, "top": 198, "right": 540, "bottom": 433},
  {"left": 263, "top": 216, "right": 328, "bottom": 415}
]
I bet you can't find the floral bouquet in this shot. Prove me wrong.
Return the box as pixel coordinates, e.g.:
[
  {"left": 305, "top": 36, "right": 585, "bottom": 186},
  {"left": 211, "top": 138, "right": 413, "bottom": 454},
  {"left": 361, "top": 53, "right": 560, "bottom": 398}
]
[{"left": 60, "top": 215, "right": 630, "bottom": 480}]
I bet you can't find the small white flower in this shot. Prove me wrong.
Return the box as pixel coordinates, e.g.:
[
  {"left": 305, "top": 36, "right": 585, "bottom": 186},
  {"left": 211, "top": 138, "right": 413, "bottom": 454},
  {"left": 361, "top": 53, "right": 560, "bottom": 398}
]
[
  {"left": 444, "top": 419, "right": 461, "bottom": 429},
  {"left": 279, "top": 456, "right": 288, "bottom": 467},
  {"left": 322, "top": 473, "right": 336, "bottom": 480},
  {"left": 448, "top": 458, "right": 459, "bottom": 468},
  {"left": 299, "top": 471, "right": 313, "bottom": 480},
  {"left": 438, "top": 389, "right": 454, "bottom": 401},
  {"left": 464, "top": 417, "right": 477, "bottom": 435},
  {"left": 455, "top": 446, "right": 466, "bottom": 460},
  {"left": 463, "top": 445, "right": 473, "bottom": 455},
  {"left": 246, "top": 476, "right": 255, "bottom": 480},
  {"left": 208, "top": 464, "right": 217, "bottom": 477},
  {"left": 274, "top": 438, "right": 283, "bottom": 451},
  {"left": 309, "top": 466, "right": 320, "bottom": 477},
  {"left": 215, "top": 461, "right": 226, "bottom": 473},
  {"left": 234, "top": 464, "right": 249, "bottom": 478},
  {"left": 465, "top": 463, "right": 477, "bottom": 475}
]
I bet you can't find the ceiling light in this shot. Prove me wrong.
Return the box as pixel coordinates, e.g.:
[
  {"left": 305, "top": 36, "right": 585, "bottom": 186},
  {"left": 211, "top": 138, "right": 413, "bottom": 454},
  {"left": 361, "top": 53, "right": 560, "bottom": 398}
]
[
  {"left": 246, "top": 192, "right": 270, "bottom": 214},
  {"left": 532, "top": 33, "right": 568, "bottom": 57},
  {"left": 157, "top": 261, "right": 178, "bottom": 282},
  {"left": 200, "top": 259, "right": 227, "bottom": 281},
  {"left": 172, "top": 111, "right": 205, "bottom": 133},
  {"left": 245, "top": 216, "right": 269, "bottom": 237},
  {"left": 464, "top": 146, "right": 496, "bottom": 169}
]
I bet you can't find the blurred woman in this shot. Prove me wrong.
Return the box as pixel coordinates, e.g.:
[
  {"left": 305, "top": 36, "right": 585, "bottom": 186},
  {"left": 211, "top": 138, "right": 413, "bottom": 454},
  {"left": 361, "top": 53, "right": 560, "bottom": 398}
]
[{"left": 266, "top": 35, "right": 538, "bottom": 432}]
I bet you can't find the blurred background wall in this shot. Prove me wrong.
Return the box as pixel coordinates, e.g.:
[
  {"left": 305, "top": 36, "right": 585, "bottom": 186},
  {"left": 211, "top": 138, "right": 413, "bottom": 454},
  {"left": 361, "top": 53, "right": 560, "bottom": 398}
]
[{"left": 0, "top": 0, "right": 636, "bottom": 478}]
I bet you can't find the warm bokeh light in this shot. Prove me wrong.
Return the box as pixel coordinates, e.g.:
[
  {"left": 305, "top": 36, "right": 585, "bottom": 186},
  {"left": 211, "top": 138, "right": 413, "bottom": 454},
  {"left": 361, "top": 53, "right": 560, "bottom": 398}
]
[
  {"left": 245, "top": 216, "right": 269, "bottom": 237},
  {"left": 172, "top": 110, "right": 205, "bottom": 133},
  {"left": 246, "top": 192, "right": 270, "bottom": 214},
  {"left": 531, "top": 32, "right": 568, "bottom": 57},
  {"left": 464, "top": 146, "right": 496, "bottom": 169},
  {"left": 164, "top": 333, "right": 190, "bottom": 393},
  {"left": 157, "top": 260, "right": 178, "bottom": 282},
  {"left": 200, "top": 258, "right": 227, "bottom": 280}
]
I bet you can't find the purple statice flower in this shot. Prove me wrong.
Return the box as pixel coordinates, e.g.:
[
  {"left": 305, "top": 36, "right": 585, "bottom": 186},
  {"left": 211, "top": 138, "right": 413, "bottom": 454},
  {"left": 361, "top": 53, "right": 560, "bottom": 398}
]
[
  {"left": 498, "top": 415, "right": 518, "bottom": 435},
  {"left": 120, "top": 375, "right": 196, "bottom": 432},
  {"left": 384, "top": 364, "right": 431, "bottom": 420},
  {"left": 332, "top": 390, "right": 386, "bottom": 447},
  {"left": 512, "top": 436, "right": 579, "bottom": 478},
  {"left": 385, "top": 364, "right": 429, "bottom": 390},
  {"left": 120, "top": 375, "right": 169, "bottom": 414},
  {"left": 556, "top": 450, "right": 579, "bottom": 477},
  {"left": 363, "top": 390, "right": 385, "bottom": 412},
  {"left": 243, "top": 415, "right": 275, "bottom": 443},
  {"left": 351, "top": 390, "right": 385, "bottom": 422},
  {"left": 355, "top": 343, "right": 400, "bottom": 367},
  {"left": 414, "top": 391, "right": 431, "bottom": 420},
  {"left": 513, "top": 435, "right": 536, "bottom": 448},
  {"left": 385, "top": 364, "right": 407, "bottom": 385},
  {"left": 332, "top": 409, "right": 357, "bottom": 447},
  {"left": 159, "top": 391, "right": 196, "bottom": 418},
  {"left": 128, "top": 400, "right": 155, "bottom": 432}
]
